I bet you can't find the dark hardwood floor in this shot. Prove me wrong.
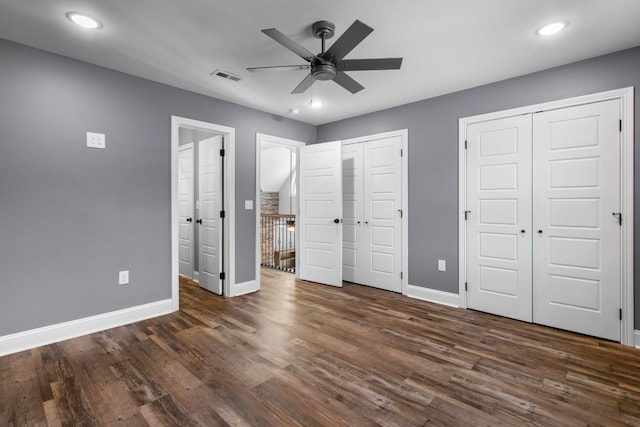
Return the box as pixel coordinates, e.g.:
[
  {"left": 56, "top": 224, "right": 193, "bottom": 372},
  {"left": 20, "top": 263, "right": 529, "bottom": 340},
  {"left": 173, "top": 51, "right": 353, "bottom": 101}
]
[{"left": 2, "top": 269, "right": 640, "bottom": 426}]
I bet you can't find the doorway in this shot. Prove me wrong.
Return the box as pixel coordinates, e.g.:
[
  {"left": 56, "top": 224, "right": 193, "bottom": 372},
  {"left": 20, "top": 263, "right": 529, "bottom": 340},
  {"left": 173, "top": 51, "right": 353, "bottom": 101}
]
[
  {"left": 171, "top": 117, "right": 235, "bottom": 309},
  {"left": 255, "top": 134, "right": 306, "bottom": 292}
]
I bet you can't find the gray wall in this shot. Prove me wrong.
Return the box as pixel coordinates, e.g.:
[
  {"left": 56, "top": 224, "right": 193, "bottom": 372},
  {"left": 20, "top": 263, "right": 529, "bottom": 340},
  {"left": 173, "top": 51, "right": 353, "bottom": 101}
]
[
  {"left": 317, "top": 46, "right": 640, "bottom": 327},
  {"left": 0, "top": 38, "right": 315, "bottom": 336}
]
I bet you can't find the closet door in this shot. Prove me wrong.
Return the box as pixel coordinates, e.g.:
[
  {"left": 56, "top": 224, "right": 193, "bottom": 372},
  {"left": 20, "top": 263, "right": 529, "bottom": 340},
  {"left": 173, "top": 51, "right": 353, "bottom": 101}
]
[
  {"left": 178, "top": 144, "right": 194, "bottom": 279},
  {"left": 466, "top": 115, "right": 533, "bottom": 322},
  {"left": 363, "top": 136, "right": 403, "bottom": 292},
  {"left": 532, "top": 100, "right": 621, "bottom": 341},
  {"left": 342, "top": 143, "right": 364, "bottom": 283}
]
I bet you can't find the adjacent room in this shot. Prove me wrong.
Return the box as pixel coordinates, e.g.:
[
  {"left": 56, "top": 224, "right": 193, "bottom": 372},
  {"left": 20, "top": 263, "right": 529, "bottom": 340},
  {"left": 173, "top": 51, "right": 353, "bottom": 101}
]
[{"left": 1, "top": 1, "right": 639, "bottom": 425}]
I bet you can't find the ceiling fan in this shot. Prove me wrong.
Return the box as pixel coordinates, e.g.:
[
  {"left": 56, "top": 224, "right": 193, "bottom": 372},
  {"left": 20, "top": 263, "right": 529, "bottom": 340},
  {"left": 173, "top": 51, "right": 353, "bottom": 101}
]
[{"left": 247, "top": 20, "right": 403, "bottom": 94}]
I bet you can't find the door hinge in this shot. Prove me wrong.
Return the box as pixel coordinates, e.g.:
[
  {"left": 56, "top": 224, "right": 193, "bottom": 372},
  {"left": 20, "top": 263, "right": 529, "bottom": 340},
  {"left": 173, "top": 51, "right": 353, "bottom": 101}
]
[
  {"left": 464, "top": 210, "right": 471, "bottom": 221},
  {"left": 220, "top": 148, "right": 226, "bottom": 157},
  {"left": 400, "top": 272, "right": 403, "bottom": 279},
  {"left": 401, "top": 149, "right": 403, "bottom": 157},
  {"left": 464, "top": 140, "right": 468, "bottom": 150},
  {"left": 220, "top": 210, "right": 226, "bottom": 218},
  {"left": 612, "top": 212, "right": 622, "bottom": 226},
  {"left": 619, "top": 308, "right": 622, "bottom": 320},
  {"left": 220, "top": 272, "right": 226, "bottom": 280},
  {"left": 465, "top": 282, "right": 468, "bottom": 291},
  {"left": 619, "top": 120, "right": 622, "bottom": 132},
  {"left": 398, "top": 209, "right": 403, "bottom": 218}
]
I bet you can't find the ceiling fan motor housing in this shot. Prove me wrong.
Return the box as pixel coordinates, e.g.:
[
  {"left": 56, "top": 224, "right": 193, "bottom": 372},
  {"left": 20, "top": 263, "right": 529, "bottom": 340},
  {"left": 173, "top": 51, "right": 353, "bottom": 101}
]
[{"left": 311, "top": 59, "right": 337, "bottom": 80}]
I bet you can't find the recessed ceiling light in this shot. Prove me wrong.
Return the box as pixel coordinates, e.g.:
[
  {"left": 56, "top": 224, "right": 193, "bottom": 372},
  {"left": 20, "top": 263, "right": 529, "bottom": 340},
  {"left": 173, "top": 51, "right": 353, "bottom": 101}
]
[
  {"left": 66, "top": 12, "right": 102, "bottom": 29},
  {"left": 536, "top": 20, "right": 568, "bottom": 36},
  {"left": 289, "top": 108, "right": 300, "bottom": 115},
  {"left": 310, "top": 99, "right": 323, "bottom": 108}
]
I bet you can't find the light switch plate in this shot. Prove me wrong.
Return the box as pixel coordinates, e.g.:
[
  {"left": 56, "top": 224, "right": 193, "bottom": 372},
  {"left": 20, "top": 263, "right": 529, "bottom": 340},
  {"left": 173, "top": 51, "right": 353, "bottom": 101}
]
[
  {"left": 119, "top": 270, "right": 129, "bottom": 285},
  {"left": 245, "top": 200, "right": 253, "bottom": 210},
  {"left": 87, "top": 132, "right": 106, "bottom": 149},
  {"left": 438, "top": 259, "right": 446, "bottom": 272}
]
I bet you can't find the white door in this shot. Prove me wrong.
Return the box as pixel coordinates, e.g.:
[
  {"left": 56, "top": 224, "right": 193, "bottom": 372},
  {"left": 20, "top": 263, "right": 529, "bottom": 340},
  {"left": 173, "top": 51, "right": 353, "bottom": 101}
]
[
  {"left": 198, "top": 136, "right": 223, "bottom": 295},
  {"left": 533, "top": 100, "right": 621, "bottom": 341},
  {"left": 342, "top": 143, "right": 364, "bottom": 283},
  {"left": 466, "top": 115, "right": 533, "bottom": 322},
  {"left": 178, "top": 144, "right": 194, "bottom": 279},
  {"left": 299, "top": 141, "right": 343, "bottom": 287},
  {"left": 363, "top": 136, "right": 403, "bottom": 292}
]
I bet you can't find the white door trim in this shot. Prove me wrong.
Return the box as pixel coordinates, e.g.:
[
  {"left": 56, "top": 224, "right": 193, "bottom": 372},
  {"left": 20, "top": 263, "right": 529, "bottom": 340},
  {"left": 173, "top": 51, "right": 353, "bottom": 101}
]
[
  {"left": 458, "top": 87, "right": 635, "bottom": 346},
  {"left": 255, "top": 133, "right": 306, "bottom": 293},
  {"left": 342, "top": 129, "right": 409, "bottom": 295},
  {"left": 171, "top": 116, "right": 236, "bottom": 310}
]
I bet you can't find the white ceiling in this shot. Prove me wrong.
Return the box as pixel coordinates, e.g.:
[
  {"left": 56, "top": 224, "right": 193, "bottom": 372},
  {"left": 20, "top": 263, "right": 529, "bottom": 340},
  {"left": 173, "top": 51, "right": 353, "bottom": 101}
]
[{"left": 1, "top": 1, "right": 640, "bottom": 125}]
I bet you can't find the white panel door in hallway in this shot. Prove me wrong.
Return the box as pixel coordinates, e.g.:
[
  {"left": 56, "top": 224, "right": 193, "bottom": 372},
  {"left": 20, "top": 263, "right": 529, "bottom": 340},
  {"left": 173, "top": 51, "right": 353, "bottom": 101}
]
[
  {"left": 178, "top": 144, "right": 195, "bottom": 279},
  {"left": 198, "top": 136, "right": 223, "bottom": 295},
  {"left": 299, "top": 141, "right": 343, "bottom": 287},
  {"left": 466, "top": 115, "right": 533, "bottom": 322},
  {"left": 532, "top": 100, "right": 621, "bottom": 341}
]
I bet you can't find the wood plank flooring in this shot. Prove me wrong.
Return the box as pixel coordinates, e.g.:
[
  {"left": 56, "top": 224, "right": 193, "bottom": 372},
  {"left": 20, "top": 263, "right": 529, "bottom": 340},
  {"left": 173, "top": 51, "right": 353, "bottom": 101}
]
[{"left": 2, "top": 269, "right": 640, "bottom": 426}]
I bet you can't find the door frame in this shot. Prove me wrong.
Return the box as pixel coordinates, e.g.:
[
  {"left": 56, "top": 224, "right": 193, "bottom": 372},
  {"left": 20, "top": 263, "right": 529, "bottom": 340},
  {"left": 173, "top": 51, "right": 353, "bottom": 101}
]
[
  {"left": 341, "top": 129, "right": 409, "bottom": 295},
  {"left": 255, "top": 133, "right": 306, "bottom": 292},
  {"left": 171, "top": 116, "right": 236, "bottom": 309},
  {"left": 458, "top": 87, "right": 635, "bottom": 346}
]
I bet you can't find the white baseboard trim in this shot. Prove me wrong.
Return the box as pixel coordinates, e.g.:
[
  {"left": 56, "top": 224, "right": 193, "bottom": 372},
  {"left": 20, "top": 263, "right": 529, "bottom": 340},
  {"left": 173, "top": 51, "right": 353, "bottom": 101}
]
[
  {"left": 635, "top": 330, "right": 640, "bottom": 349},
  {"left": 407, "top": 284, "right": 460, "bottom": 308},
  {"left": 0, "top": 299, "right": 173, "bottom": 357},
  {"left": 232, "top": 280, "right": 259, "bottom": 297},
  {"left": 193, "top": 271, "right": 200, "bottom": 283}
]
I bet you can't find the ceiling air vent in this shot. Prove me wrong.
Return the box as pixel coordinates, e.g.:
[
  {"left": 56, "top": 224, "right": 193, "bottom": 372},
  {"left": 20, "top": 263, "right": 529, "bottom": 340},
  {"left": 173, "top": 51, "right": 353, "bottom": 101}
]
[{"left": 211, "top": 69, "right": 241, "bottom": 82}]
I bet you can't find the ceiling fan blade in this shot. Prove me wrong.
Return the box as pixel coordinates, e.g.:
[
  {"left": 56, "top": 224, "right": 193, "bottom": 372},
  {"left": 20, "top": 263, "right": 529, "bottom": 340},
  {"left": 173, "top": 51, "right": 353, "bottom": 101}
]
[
  {"left": 262, "top": 28, "right": 316, "bottom": 62},
  {"left": 333, "top": 72, "right": 364, "bottom": 94},
  {"left": 247, "top": 65, "right": 310, "bottom": 72},
  {"left": 325, "top": 20, "right": 373, "bottom": 61},
  {"left": 291, "top": 73, "right": 316, "bottom": 94},
  {"left": 337, "top": 58, "right": 403, "bottom": 71}
]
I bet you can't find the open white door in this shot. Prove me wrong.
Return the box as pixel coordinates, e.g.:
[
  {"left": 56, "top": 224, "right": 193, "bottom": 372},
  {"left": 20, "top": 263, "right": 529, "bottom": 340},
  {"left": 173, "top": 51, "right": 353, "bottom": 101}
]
[
  {"left": 198, "top": 136, "right": 223, "bottom": 295},
  {"left": 178, "top": 144, "right": 194, "bottom": 279},
  {"left": 299, "top": 141, "right": 343, "bottom": 287}
]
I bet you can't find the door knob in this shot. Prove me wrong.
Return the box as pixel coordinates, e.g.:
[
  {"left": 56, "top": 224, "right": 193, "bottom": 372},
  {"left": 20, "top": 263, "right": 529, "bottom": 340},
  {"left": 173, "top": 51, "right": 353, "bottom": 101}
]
[
  {"left": 333, "top": 218, "right": 341, "bottom": 224},
  {"left": 196, "top": 219, "right": 203, "bottom": 224},
  {"left": 538, "top": 229, "right": 543, "bottom": 234},
  {"left": 521, "top": 229, "right": 525, "bottom": 233},
  {"left": 186, "top": 217, "right": 192, "bottom": 223}
]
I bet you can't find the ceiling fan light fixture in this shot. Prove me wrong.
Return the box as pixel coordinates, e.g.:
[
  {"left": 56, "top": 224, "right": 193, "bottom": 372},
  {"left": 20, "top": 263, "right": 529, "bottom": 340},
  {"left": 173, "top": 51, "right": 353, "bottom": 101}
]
[
  {"left": 536, "top": 20, "right": 568, "bottom": 36},
  {"left": 66, "top": 12, "right": 102, "bottom": 29},
  {"left": 310, "top": 99, "right": 323, "bottom": 108}
]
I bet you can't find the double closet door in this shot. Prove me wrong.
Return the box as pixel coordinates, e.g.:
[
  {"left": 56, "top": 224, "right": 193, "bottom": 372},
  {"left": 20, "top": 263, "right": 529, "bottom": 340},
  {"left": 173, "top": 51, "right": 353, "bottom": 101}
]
[
  {"left": 466, "top": 99, "right": 621, "bottom": 341},
  {"left": 342, "top": 136, "right": 403, "bottom": 292}
]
